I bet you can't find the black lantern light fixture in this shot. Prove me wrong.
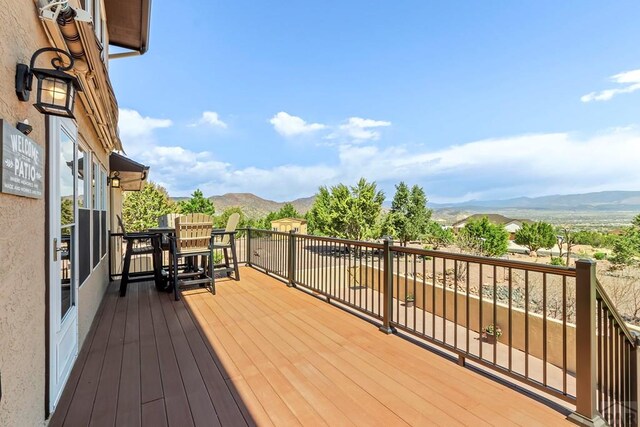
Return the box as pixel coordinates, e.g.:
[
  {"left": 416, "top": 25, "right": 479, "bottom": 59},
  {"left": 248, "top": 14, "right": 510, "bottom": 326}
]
[
  {"left": 15, "top": 47, "right": 82, "bottom": 119},
  {"left": 108, "top": 171, "right": 121, "bottom": 188}
]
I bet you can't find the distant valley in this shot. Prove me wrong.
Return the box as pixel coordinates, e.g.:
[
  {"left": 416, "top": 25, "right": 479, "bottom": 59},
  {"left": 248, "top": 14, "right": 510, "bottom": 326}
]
[{"left": 170, "top": 190, "right": 640, "bottom": 228}]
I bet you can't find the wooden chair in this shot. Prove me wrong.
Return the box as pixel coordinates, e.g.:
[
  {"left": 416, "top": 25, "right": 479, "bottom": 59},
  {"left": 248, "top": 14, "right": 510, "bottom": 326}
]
[
  {"left": 117, "top": 215, "right": 163, "bottom": 296},
  {"left": 157, "top": 213, "right": 183, "bottom": 229},
  {"left": 168, "top": 213, "right": 215, "bottom": 301},
  {"left": 212, "top": 212, "right": 241, "bottom": 280}
]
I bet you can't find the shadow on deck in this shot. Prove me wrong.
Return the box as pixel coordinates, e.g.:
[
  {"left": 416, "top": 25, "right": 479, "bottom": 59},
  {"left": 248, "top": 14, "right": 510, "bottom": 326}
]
[{"left": 50, "top": 267, "right": 572, "bottom": 426}]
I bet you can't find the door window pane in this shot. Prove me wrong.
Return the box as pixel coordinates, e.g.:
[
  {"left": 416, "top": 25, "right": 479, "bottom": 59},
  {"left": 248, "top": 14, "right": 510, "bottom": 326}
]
[{"left": 59, "top": 129, "right": 76, "bottom": 320}]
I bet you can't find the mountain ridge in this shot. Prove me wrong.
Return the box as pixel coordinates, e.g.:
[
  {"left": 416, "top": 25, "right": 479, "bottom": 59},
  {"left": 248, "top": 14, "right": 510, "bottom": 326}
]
[
  {"left": 171, "top": 193, "right": 316, "bottom": 218},
  {"left": 429, "top": 190, "right": 640, "bottom": 211},
  {"left": 170, "top": 190, "right": 640, "bottom": 219}
]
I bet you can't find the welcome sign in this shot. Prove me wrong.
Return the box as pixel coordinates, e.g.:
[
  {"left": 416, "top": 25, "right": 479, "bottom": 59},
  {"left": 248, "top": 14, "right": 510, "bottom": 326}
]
[{"left": 0, "top": 119, "right": 44, "bottom": 199}]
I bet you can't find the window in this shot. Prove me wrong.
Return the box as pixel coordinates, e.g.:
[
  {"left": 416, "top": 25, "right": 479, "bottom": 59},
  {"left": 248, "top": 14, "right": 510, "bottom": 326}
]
[
  {"left": 99, "top": 166, "right": 107, "bottom": 258},
  {"left": 77, "top": 149, "right": 109, "bottom": 283},
  {"left": 78, "top": 147, "right": 91, "bottom": 284}
]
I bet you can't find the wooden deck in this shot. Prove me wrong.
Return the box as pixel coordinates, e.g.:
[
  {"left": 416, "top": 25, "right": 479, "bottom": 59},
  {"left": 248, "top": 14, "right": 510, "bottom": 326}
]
[{"left": 50, "top": 267, "right": 572, "bottom": 426}]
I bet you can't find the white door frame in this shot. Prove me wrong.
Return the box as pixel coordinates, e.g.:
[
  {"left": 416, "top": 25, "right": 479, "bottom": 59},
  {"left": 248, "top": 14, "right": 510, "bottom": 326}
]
[{"left": 48, "top": 116, "right": 79, "bottom": 412}]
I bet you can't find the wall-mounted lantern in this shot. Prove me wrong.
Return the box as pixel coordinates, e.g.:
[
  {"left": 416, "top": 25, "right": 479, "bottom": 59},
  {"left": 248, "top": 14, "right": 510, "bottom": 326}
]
[
  {"left": 15, "top": 47, "right": 82, "bottom": 119},
  {"left": 108, "top": 171, "right": 121, "bottom": 188}
]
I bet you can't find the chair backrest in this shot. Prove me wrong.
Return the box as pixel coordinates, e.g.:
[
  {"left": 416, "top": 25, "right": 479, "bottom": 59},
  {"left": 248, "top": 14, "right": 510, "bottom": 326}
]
[
  {"left": 157, "top": 213, "right": 183, "bottom": 229},
  {"left": 175, "top": 213, "right": 214, "bottom": 253},
  {"left": 221, "top": 212, "right": 241, "bottom": 245}
]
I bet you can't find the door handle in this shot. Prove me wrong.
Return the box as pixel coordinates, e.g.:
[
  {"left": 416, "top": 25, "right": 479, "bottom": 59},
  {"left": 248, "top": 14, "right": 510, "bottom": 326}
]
[{"left": 53, "top": 238, "right": 64, "bottom": 262}]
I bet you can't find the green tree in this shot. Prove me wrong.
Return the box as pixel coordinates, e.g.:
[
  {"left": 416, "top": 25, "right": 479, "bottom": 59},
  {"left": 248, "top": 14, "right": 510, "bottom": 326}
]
[
  {"left": 61, "top": 198, "right": 73, "bottom": 226},
  {"left": 611, "top": 218, "right": 640, "bottom": 267},
  {"left": 307, "top": 178, "right": 385, "bottom": 240},
  {"left": 556, "top": 227, "right": 576, "bottom": 266},
  {"left": 276, "top": 202, "right": 300, "bottom": 219},
  {"left": 387, "top": 182, "right": 432, "bottom": 246},
  {"left": 514, "top": 221, "right": 556, "bottom": 254},
  {"left": 307, "top": 186, "right": 334, "bottom": 235},
  {"left": 214, "top": 207, "right": 246, "bottom": 229},
  {"left": 424, "top": 222, "right": 454, "bottom": 250},
  {"left": 458, "top": 216, "right": 509, "bottom": 257},
  {"left": 122, "top": 182, "right": 175, "bottom": 232},
  {"left": 178, "top": 189, "right": 215, "bottom": 216}
]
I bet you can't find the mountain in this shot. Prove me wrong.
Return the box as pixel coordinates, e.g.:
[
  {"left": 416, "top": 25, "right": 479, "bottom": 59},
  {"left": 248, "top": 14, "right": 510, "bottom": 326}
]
[
  {"left": 205, "top": 193, "right": 316, "bottom": 218},
  {"left": 430, "top": 191, "right": 640, "bottom": 211}
]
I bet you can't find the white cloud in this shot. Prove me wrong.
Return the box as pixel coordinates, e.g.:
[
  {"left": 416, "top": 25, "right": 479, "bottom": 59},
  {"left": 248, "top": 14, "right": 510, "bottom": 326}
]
[
  {"left": 327, "top": 117, "right": 391, "bottom": 142},
  {"left": 581, "top": 69, "right": 640, "bottom": 102},
  {"left": 190, "top": 111, "right": 228, "bottom": 128},
  {"left": 118, "top": 108, "right": 172, "bottom": 140},
  {"left": 269, "top": 112, "right": 326, "bottom": 137},
  {"left": 120, "top": 116, "right": 640, "bottom": 201}
]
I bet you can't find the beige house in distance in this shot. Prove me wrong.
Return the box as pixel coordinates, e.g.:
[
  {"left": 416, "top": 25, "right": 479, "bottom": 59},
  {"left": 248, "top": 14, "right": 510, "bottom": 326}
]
[
  {"left": 452, "top": 213, "right": 532, "bottom": 240},
  {"left": 0, "top": 0, "right": 151, "bottom": 425},
  {"left": 271, "top": 217, "right": 308, "bottom": 234}
]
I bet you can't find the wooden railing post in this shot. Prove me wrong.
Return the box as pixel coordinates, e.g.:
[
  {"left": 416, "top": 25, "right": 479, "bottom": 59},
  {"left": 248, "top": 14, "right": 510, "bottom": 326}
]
[
  {"left": 569, "top": 259, "right": 605, "bottom": 426},
  {"left": 379, "top": 237, "right": 395, "bottom": 334},
  {"left": 246, "top": 227, "right": 252, "bottom": 267},
  {"left": 288, "top": 230, "right": 296, "bottom": 287},
  {"left": 632, "top": 333, "right": 639, "bottom": 425}
]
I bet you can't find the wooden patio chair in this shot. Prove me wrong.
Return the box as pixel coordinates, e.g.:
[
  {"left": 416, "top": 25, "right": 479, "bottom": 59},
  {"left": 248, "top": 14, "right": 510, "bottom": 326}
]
[
  {"left": 117, "top": 215, "right": 163, "bottom": 296},
  {"left": 168, "top": 213, "right": 215, "bottom": 301},
  {"left": 212, "top": 212, "right": 241, "bottom": 280}
]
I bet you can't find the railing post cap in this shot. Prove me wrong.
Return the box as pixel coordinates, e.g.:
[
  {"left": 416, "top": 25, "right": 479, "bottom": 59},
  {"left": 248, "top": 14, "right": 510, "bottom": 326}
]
[{"left": 576, "top": 258, "right": 597, "bottom": 266}]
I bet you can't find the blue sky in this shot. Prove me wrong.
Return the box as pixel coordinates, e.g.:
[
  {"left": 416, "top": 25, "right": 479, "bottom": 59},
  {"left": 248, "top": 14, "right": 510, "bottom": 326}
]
[{"left": 110, "top": 1, "right": 640, "bottom": 202}]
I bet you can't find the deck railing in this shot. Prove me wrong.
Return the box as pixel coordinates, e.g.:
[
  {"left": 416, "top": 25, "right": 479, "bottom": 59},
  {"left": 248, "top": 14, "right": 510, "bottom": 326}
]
[
  {"left": 596, "top": 277, "right": 639, "bottom": 426},
  {"left": 107, "top": 227, "right": 638, "bottom": 425},
  {"left": 241, "top": 228, "right": 638, "bottom": 426}
]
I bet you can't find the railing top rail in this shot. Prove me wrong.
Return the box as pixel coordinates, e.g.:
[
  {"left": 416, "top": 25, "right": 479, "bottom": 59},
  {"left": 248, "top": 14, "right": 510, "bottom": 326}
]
[
  {"left": 297, "top": 234, "right": 385, "bottom": 249},
  {"left": 596, "top": 278, "right": 637, "bottom": 346},
  {"left": 390, "top": 245, "right": 577, "bottom": 277},
  {"left": 239, "top": 228, "right": 386, "bottom": 249},
  {"left": 243, "top": 228, "right": 292, "bottom": 238}
]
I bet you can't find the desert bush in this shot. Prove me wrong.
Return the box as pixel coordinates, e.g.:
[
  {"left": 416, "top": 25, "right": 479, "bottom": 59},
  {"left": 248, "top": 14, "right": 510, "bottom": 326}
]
[{"left": 594, "top": 252, "right": 607, "bottom": 260}]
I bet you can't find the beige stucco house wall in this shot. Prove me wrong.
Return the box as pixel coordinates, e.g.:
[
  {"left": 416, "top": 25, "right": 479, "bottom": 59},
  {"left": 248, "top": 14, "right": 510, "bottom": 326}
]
[
  {"left": 0, "top": 2, "right": 55, "bottom": 425},
  {"left": 271, "top": 217, "right": 308, "bottom": 234},
  {"left": 0, "top": 0, "right": 146, "bottom": 424}
]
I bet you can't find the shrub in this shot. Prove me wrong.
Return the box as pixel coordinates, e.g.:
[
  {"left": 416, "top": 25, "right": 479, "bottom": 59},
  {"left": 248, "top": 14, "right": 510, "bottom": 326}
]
[
  {"left": 550, "top": 257, "right": 565, "bottom": 266},
  {"left": 594, "top": 252, "right": 607, "bottom": 260}
]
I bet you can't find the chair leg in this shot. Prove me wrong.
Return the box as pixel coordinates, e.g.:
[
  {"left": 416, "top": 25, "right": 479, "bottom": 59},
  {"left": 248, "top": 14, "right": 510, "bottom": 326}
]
[
  {"left": 152, "top": 236, "right": 164, "bottom": 291},
  {"left": 173, "top": 253, "right": 180, "bottom": 301},
  {"left": 209, "top": 251, "right": 216, "bottom": 295},
  {"left": 223, "top": 248, "right": 231, "bottom": 277},
  {"left": 230, "top": 236, "right": 240, "bottom": 280},
  {"left": 120, "top": 239, "right": 133, "bottom": 297}
]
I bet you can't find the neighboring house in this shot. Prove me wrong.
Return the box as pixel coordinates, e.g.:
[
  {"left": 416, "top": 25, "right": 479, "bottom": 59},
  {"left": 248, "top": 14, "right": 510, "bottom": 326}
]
[
  {"left": 0, "top": 1, "right": 151, "bottom": 425},
  {"left": 451, "top": 214, "right": 533, "bottom": 240},
  {"left": 271, "top": 217, "right": 308, "bottom": 234}
]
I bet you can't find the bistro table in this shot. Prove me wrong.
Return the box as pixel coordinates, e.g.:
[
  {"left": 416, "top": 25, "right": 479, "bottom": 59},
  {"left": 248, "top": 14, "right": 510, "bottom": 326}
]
[{"left": 147, "top": 228, "right": 235, "bottom": 292}]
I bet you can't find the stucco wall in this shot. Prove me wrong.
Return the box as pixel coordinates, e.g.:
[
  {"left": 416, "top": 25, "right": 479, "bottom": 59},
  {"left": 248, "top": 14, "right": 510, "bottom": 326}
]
[
  {"left": 0, "top": 1, "right": 52, "bottom": 425},
  {"left": 0, "top": 1, "right": 112, "bottom": 425},
  {"left": 78, "top": 258, "right": 109, "bottom": 344}
]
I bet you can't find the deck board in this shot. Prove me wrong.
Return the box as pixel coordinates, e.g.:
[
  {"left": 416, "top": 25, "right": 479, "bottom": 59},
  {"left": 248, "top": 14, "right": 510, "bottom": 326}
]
[{"left": 50, "top": 267, "right": 572, "bottom": 426}]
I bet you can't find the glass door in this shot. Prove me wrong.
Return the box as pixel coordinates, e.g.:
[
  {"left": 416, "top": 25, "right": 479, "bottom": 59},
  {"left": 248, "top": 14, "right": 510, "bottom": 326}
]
[{"left": 49, "top": 116, "right": 79, "bottom": 411}]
